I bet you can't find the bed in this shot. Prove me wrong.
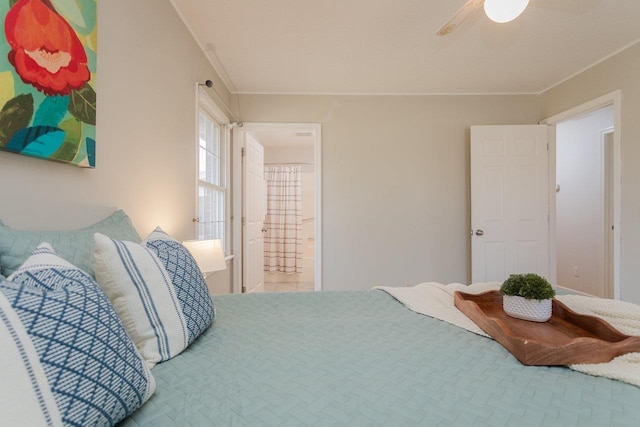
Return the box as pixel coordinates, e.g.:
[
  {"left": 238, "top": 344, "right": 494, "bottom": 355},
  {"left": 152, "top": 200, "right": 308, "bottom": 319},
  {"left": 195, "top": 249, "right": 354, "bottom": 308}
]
[
  {"left": 122, "top": 290, "right": 640, "bottom": 427},
  {"left": 1, "top": 212, "right": 639, "bottom": 427}
]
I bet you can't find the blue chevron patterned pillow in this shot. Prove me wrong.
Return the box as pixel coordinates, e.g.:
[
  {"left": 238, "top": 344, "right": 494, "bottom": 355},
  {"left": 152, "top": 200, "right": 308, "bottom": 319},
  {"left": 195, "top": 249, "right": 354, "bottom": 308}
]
[
  {"left": 0, "top": 243, "right": 155, "bottom": 427},
  {"left": 145, "top": 227, "right": 214, "bottom": 345}
]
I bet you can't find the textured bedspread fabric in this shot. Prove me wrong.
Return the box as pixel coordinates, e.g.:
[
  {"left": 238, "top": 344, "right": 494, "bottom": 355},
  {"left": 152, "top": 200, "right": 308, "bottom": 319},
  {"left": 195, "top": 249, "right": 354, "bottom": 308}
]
[
  {"left": 376, "top": 282, "right": 640, "bottom": 387},
  {"left": 121, "top": 291, "right": 640, "bottom": 427}
]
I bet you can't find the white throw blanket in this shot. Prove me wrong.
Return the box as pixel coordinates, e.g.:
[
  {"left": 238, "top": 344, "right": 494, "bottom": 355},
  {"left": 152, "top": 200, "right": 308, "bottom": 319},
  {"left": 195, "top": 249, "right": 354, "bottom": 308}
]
[{"left": 375, "top": 282, "right": 640, "bottom": 388}]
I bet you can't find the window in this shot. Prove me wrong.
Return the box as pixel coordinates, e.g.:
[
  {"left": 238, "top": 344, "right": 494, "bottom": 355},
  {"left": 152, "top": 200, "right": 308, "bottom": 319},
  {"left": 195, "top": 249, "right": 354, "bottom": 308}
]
[{"left": 197, "top": 101, "right": 229, "bottom": 253}]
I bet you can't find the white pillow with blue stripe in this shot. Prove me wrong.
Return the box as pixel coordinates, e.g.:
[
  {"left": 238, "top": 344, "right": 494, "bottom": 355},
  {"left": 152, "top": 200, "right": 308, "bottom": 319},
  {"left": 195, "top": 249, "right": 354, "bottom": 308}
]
[
  {"left": 0, "top": 291, "right": 61, "bottom": 427},
  {"left": 0, "top": 243, "right": 155, "bottom": 427},
  {"left": 145, "top": 227, "right": 215, "bottom": 345},
  {"left": 93, "top": 233, "right": 189, "bottom": 366}
]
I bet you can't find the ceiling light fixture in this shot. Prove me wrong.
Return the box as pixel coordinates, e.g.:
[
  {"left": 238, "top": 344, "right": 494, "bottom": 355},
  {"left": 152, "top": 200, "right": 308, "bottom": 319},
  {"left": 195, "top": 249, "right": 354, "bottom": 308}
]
[{"left": 483, "top": 0, "right": 529, "bottom": 23}]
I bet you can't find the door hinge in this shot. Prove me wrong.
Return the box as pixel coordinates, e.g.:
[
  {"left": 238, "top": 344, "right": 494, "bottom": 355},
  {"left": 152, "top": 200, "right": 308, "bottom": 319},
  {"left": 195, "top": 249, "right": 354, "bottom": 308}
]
[
  {"left": 546, "top": 142, "right": 549, "bottom": 151},
  {"left": 242, "top": 286, "right": 246, "bottom": 293},
  {"left": 242, "top": 217, "right": 246, "bottom": 226},
  {"left": 241, "top": 147, "right": 246, "bottom": 158}
]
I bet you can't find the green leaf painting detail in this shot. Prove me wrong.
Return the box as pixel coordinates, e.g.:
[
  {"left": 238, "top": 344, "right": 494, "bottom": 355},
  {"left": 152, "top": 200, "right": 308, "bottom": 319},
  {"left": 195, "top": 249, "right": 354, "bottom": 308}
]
[
  {"left": 69, "top": 83, "right": 96, "bottom": 125},
  {"left": 52, "top": 0, "right": 97, "bottom": 36},
  {"left": 9, "top": 0, "right": 18, "bottom": 8},
  {"left": 34, "top": 95, "right": 70, "bottom": 127},
  {"left": 6, "top": 125, "right": 61, "bottom": 153},
  {"left": 53, "top": 118, "right": 82, "bottom": 162},
  {"left": 21, "top": 130, "right": 66, "bottom": 159},
  {"left": 0, "top": 94, "right": 34, "bottom": 147},
  {"left": 86, "top": 137, "right": 95, "bottom": 167}
]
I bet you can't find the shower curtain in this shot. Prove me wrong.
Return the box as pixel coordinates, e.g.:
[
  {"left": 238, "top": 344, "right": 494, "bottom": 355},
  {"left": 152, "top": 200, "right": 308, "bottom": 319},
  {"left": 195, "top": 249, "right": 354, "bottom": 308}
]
[{"left": 264, "top": 166, "right": 303, "bottom": 273}]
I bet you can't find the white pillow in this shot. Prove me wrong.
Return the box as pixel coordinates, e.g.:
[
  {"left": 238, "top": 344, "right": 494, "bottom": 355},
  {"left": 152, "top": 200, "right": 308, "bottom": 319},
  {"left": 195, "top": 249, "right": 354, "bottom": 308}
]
[
  {"left": 0, "top": 290, "right": 61, "bottom": 427},
  {"left": 93, "top": 233, "right": 189, "bottom": 366}
]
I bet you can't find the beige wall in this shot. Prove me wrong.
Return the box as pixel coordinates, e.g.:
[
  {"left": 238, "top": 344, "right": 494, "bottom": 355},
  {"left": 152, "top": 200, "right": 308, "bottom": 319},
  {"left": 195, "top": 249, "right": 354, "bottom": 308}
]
[
  {"left": 541, "top": 42, "right": 640, "bottom": 303},
  {"left": 263, "top": 145, "right": 315, "bottom": 164},
  {"left": 235, "top": 95, "right": 540, "bottom": 291}
]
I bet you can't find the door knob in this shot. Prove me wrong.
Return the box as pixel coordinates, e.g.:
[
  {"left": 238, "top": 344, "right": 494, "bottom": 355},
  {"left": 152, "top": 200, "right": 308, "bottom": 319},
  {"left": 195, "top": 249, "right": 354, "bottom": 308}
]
[
  {"left": 262, "top": 227, "right": 268, "bottom": 233},
  {"left": 475, "top": 229, "right": 484, "bottom": 236}
]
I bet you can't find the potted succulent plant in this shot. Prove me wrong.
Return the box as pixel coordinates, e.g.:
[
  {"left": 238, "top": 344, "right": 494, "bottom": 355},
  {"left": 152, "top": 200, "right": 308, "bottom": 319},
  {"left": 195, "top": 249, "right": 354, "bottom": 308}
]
[{"left": 500, "top": 273, "right": 556, "bottom": 322}]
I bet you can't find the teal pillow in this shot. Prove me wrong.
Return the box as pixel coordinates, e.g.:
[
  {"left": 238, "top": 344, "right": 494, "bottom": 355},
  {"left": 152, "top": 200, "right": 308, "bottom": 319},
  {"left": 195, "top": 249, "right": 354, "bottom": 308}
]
[{"left": 0, "top": 210, "right": 140, "bottom": 277}]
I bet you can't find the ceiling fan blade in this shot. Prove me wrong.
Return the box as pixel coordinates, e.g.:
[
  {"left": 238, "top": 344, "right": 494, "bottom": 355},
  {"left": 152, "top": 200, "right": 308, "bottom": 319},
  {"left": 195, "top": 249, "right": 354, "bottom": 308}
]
[{"left": 436, "top": 0, "right": 485, "bottom": 36}]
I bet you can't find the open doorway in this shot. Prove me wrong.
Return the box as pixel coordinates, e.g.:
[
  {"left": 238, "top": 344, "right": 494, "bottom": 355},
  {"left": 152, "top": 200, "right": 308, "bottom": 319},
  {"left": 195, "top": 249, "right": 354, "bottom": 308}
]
[
  {"left": 232, "top": 123, "right": 322, "bottom": 294},
  {"left": 555, "top": 106, "right": 613, "bottom": 298},
  {"left": 542, "top": 90, "right": 621, "bottom": 299},
  {"left": 255, "top": 129, "right": 316, "bottom": 292}
]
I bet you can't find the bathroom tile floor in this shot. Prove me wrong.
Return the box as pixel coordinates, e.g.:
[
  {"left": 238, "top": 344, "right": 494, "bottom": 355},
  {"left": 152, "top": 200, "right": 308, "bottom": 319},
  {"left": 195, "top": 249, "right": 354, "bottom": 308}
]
[{"left": 264, "top": 282, "right": 315, "bottom": 292}]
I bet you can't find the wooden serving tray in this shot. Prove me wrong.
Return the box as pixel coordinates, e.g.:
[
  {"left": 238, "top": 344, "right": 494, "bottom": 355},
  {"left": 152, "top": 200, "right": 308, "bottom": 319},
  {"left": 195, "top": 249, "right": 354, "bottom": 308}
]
[{"left": 454, "top": 290, "right": 640, "bottom": 366}]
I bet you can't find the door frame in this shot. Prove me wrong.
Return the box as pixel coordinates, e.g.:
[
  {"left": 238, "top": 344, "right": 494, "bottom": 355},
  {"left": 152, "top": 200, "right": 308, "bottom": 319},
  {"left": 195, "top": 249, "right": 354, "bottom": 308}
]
[
  {"left": 602, "top": 127, "right": 614, "bottom": 298},
  {"left": 540, "top": 90, "right": 622, "bottom": 299},
  {"left": 232, "top": 122, "right": 322, "bottom": 294}
]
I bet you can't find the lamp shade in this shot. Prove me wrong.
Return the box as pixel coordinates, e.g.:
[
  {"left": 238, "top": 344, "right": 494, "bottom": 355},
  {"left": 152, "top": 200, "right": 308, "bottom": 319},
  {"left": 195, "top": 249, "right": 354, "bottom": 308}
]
[
  {"left": 182, "top": 239, "right": 227, "bottom": 273},
  {"left": 484, "top": 0, "right": 529, "bottom": 23}
]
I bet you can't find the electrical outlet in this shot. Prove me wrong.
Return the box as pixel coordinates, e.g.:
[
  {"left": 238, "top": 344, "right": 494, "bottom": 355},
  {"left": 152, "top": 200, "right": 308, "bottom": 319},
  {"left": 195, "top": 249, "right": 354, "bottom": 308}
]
[{"left": 573, "top": 267, "right": 580, "bottom": 277}]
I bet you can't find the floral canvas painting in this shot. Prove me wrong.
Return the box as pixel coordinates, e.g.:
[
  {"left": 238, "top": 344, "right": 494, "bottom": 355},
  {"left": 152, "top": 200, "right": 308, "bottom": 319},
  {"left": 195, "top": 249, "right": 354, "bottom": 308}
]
[{"left": 0, "top": 0, "right": 96, "bottom": 168}]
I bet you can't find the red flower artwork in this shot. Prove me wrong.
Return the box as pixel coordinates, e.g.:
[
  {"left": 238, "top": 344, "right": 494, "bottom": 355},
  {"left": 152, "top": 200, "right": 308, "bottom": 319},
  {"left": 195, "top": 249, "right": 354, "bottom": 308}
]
[{"left": 5, "top": 0, "right": 90, "bottom": 96}]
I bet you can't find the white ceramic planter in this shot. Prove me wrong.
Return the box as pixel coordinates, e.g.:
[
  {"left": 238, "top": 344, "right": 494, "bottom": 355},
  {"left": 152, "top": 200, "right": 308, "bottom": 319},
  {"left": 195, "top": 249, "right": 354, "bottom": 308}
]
[{"left": 503, "top": 295, "right": 552, "bottom": 322}]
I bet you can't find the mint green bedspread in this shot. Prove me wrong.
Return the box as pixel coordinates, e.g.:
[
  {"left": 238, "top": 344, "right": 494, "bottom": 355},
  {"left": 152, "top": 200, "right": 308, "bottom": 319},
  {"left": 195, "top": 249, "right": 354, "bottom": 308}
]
[{"left": 121, "top": 291, "right": 640, "bottom": 426}]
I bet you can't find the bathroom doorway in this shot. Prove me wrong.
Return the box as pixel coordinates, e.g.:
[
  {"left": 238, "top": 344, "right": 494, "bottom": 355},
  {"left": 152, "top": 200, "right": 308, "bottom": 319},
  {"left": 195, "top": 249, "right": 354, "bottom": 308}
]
[{"left": 232, "top": 123, "right": 322, "bottom": 293}]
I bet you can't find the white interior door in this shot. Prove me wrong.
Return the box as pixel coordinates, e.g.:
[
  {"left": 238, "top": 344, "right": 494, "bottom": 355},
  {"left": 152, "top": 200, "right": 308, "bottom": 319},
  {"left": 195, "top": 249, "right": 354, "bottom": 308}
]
[
  {"left": 471, "top": 125, "right": 550, "bottom": 283},
  {"left": 243, "top": 134, "right": 265, "bottom": 293}
]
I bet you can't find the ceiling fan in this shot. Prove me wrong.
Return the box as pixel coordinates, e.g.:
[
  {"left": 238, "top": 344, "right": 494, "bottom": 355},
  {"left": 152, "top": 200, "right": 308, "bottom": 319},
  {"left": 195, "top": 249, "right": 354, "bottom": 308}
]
[{"left": 436, "top": 0, "right": 530, "bottom": 36}]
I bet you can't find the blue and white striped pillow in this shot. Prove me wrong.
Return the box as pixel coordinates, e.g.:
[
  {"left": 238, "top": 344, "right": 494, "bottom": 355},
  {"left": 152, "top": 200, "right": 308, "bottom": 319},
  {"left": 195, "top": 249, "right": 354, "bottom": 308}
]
[
  {"left": 93, "top": 233, "right": 189, "bottom": 366},
  {"left": 0, "top": 243, "right": 155, "bottom": 427},
  {"left": 145, "top": 227, "right": 215, "bottom": 345}
]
